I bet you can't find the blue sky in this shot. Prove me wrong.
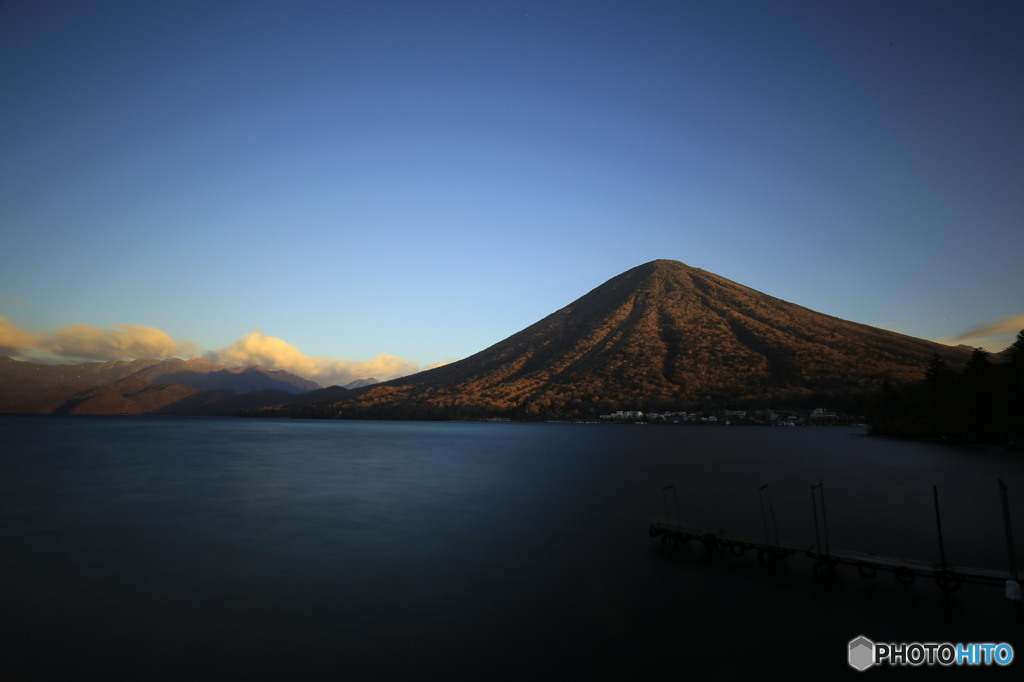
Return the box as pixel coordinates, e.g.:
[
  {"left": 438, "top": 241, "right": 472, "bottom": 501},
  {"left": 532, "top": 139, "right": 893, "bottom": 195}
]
[{"left": 2, "top": 1, "right": 1022, "bottom": 386}]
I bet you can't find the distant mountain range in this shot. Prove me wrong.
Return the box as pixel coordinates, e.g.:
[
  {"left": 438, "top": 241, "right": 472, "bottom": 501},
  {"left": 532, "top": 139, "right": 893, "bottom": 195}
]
[
  {"left": 343, "top": 378, "right": 379, "bottom": 389},
  {"left": 281, "top": 260, "right": 974, "bottom": 419},
  {"left": 0, "top": 355, "right": 322, "bottom": 415},
  {"left": 2, "top": 260, "right": 982, "bottom": 418}
]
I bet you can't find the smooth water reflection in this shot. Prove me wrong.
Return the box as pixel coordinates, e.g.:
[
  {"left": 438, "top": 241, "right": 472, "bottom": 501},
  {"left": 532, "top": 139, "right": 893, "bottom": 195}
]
[{"left": 2, "top": 416, "right": 1022, "bottom": 680}]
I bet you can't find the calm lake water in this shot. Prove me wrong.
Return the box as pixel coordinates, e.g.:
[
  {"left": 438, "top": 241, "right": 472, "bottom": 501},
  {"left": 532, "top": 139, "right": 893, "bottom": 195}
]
[{"left": 2, "top": 416, "right": 1022, "bottom": 680}]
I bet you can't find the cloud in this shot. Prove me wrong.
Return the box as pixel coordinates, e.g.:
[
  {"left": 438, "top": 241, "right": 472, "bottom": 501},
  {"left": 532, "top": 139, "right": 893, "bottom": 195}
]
[
  {"left": 942, "top": 314, "right": 1024, "bottom": 350},
  {"left": 1, "top": 317, "right": 422, "bottom": 383},
  {"left": 0, "top": 316, "right": 197, "bottom": 361},
  {"left": 0, "top": 315, "right": 41, "bottom": 354},
  {"left": 208, "top": 332, "right": 418, "bottom": 385},
  {"left": 41, "top": 323, "right": 200, "bottom": 361}
]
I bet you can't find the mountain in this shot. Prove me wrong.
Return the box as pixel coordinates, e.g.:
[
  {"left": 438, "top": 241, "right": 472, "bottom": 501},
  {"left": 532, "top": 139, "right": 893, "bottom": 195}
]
[
  {"left": 0, "top": 355, "right": 320, "bottom": 414},
  {"left": 2, "top": 260, "right": 981, "bottom": 419},
  {"left": 134, "top": 357, "right": 320, "bottom": 393},
  {"left": 343, "top": 378, "right": 379, "bottom": 389},
  {"left": 56, "top": 375, "right": 201, "bottom": 415},
  {"left": 296, "top": 260, "right": 973, "bottom": 419}
]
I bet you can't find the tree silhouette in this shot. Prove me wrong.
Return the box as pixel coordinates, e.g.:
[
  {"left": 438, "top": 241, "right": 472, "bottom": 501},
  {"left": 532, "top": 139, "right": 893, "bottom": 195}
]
[{"left": 867, "top": 332, "right": 1024, "bottom": 448}]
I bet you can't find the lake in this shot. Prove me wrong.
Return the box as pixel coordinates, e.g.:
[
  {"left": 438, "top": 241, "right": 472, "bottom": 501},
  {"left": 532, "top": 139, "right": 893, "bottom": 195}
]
[{"left": 2, "top": 416, "right": 1022, "bottom": 679}]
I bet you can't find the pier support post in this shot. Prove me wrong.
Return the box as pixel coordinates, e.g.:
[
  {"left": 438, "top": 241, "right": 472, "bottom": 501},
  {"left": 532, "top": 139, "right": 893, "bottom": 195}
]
[
  {"left": 999, "top": 479, "right": 1019, "bottom": 581},
  {"left": 933, "top": 485, "right": 948, "bottom": 572},
  {"left": 999, "top": 479, "right": 1021, "bottom": 602},
  {"left": 661, "top": 484, "right": 681, "bottom": 529},
  {"left": 758, "top": 484, "right": 779, "bottom": 548},
  {"left": 811, "top": 481, "right": 830, "bottom": 559}
]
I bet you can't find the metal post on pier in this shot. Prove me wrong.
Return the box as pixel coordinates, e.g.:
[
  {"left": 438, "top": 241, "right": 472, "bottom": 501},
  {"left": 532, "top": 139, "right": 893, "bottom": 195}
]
[
  {"left": 933, "top": 485, "right": 948, "bottom": 572},
  {"left": 929, "top": 484, "right": 968, "bottom": 592},
  {"left": 811, "top": 481, "right": 831, "bottom": 559},
  {"left": 758, "top": 484, "right": 779, "bottom": 548},
  {"left": 999, "top": 479, "right": 1019, "bottom": 581},
  {"left": 998, "top": 479, "right": 1022, "bottom": 602}
]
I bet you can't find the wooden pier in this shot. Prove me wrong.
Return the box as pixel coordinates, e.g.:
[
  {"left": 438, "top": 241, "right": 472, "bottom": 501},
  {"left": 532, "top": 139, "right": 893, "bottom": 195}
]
[{"left": 649, "top": 479, "right": 1022, "bottom": 598}]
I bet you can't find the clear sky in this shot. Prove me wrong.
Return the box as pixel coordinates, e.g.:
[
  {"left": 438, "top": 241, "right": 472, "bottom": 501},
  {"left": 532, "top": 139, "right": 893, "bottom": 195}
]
[{"left": 2, "top": 1, "right": 1022, "bottom": 386}]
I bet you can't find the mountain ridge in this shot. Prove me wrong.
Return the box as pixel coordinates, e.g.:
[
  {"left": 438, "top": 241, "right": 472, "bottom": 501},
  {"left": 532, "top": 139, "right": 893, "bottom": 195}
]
[
  {"left": 1, "top": 260, "right": 985, "bottom": 418},
  {"left": 0, "top": 354, "right": 322, "bottom": 414},
  {"left": 300, "top": 260, "right": 974, "bottom": 418}
]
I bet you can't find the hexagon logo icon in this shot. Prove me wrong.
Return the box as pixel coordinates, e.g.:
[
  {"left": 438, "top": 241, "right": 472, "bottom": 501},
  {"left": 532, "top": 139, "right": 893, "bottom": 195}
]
[{"left": 849, "top": 636, "right": 875, "bottom": 671}]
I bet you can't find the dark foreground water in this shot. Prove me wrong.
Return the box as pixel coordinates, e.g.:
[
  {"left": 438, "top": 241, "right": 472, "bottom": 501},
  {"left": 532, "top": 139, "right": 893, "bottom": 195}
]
[{"left": 2, "top": 416, "right": 1022, "bottom": 680}]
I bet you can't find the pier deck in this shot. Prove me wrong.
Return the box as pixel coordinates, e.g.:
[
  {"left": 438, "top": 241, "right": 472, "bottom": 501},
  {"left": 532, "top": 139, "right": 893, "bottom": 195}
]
[
  {"left": 649, "top": 519, "right": 1012, "bottom": 591},
  {"left": 649, "top": 479, "right": 1021, "bottom": 597}
]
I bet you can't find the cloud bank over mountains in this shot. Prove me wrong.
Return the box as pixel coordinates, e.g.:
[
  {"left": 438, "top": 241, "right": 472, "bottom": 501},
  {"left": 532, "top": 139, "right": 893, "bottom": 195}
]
[
  {"left": 206, "top": 332, "right": 420, "bottom": 387},
  {"left": 0, "top": 316, "right": 423, "bottom": 386},
  {"left": 48, "top": 323, "right": 200, "bottom": 362},
  {"left": 1, "top": 316, "right": 198, "bottom": 361}
]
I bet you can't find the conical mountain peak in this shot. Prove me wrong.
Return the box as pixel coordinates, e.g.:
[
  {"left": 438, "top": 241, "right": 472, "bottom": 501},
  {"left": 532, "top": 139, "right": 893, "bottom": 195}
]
[{"left": 306, "top": 261, "right": 972, "bottom": 418}]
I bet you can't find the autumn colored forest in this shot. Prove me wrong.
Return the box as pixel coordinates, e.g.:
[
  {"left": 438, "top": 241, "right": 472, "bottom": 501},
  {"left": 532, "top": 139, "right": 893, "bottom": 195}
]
[{"left": 264, "top": 261, "right": 974, "bottom": 422}]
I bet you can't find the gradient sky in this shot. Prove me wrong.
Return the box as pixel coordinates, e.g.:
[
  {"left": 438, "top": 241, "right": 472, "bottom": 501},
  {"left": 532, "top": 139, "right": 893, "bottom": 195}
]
[{"left": 2, "top": 1, "right": 1022, "bottom": 386}]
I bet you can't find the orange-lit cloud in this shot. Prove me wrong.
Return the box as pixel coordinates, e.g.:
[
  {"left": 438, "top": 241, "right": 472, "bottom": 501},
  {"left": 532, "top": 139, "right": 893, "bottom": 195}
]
[
  {"left": 41, "top": 323, "right": 200, "bottom": 361},
  {"left": 0, "top": 315, "right": 41, "bottom": 354},
  {"left": 0, "top": 317, "right": 197, "bottom": 362},
  {"left": 942, "top": 314, "right": 1024, "bottom": 350},
  {"left": 1, "top": 318, "right": 423, "bottom": 383},
  {"left": 208, "top": 332, "right": 418, "bottom": 386}
]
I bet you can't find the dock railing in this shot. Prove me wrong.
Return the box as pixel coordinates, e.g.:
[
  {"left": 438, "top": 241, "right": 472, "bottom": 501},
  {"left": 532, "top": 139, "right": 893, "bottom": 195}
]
[{"left": 648, "top": 479, "right": 1023, "bottom": 600}]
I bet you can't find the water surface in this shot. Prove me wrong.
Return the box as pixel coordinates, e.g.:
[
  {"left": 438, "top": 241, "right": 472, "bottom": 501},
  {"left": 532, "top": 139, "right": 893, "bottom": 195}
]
[{"left": 2, "top": 416, "right": 1022, "bottom": 679}]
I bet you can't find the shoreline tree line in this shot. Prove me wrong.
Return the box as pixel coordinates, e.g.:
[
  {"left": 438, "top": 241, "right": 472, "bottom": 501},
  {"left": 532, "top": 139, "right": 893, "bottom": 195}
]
[{"left": 866, "top": 331, "right": 1024, "bottom": 449}]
